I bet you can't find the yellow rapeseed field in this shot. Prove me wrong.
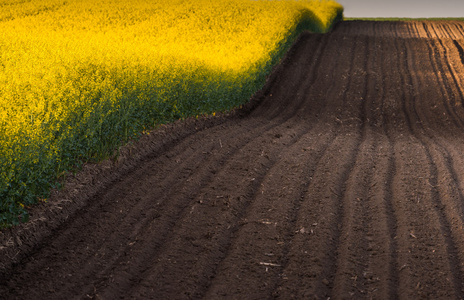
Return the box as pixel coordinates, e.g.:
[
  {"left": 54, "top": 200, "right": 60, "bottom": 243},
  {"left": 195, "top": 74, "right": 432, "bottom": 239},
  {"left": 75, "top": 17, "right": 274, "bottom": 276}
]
[{"left": 0, "top": 0, "right": 343, "bottom": 226}]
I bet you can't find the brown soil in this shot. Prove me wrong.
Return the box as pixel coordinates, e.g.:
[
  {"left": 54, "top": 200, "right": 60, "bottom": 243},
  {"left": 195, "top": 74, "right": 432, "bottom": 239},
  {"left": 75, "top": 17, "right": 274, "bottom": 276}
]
[{"left": 3, "top": 20, "right": 464, "bottom": 299}]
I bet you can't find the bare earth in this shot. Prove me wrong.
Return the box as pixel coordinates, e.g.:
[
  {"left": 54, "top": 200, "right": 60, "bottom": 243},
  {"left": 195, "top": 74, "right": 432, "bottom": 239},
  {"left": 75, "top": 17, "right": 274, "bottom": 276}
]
[{"left": 3, "top": 20, "right": 464, "bottom": 299}]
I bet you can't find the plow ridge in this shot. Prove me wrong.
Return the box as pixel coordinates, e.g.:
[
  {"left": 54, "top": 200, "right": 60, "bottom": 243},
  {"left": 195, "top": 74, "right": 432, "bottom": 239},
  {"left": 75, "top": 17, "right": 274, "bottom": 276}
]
[
  {"left": 376, "top": 32, "right": 400, "bottom": 299},
  {"left": 453, "top": 39, "right": 464, "bottom": 67},
  {"left": 2, "top": 21, "right": 464, "bottom": 299}
]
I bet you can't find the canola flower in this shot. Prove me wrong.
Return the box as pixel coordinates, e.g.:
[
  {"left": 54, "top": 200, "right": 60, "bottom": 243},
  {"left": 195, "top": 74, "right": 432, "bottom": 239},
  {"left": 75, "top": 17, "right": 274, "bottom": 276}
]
[{"left": 0, "top": 0, "right": 343, "bottom": 227}]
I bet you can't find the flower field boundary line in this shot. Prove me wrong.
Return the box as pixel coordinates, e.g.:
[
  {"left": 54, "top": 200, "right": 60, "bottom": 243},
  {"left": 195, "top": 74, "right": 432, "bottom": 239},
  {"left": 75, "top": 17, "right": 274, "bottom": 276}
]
[{"left": 0, "top": 0, "right": 343, "bottom": 228}]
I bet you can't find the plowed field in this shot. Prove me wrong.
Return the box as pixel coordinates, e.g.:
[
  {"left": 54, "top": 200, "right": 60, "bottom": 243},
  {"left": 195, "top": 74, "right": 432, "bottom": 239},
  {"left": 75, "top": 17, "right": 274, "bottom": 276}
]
[{"left": 3, "top": 20, "right": 464, "bottom": 299}]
